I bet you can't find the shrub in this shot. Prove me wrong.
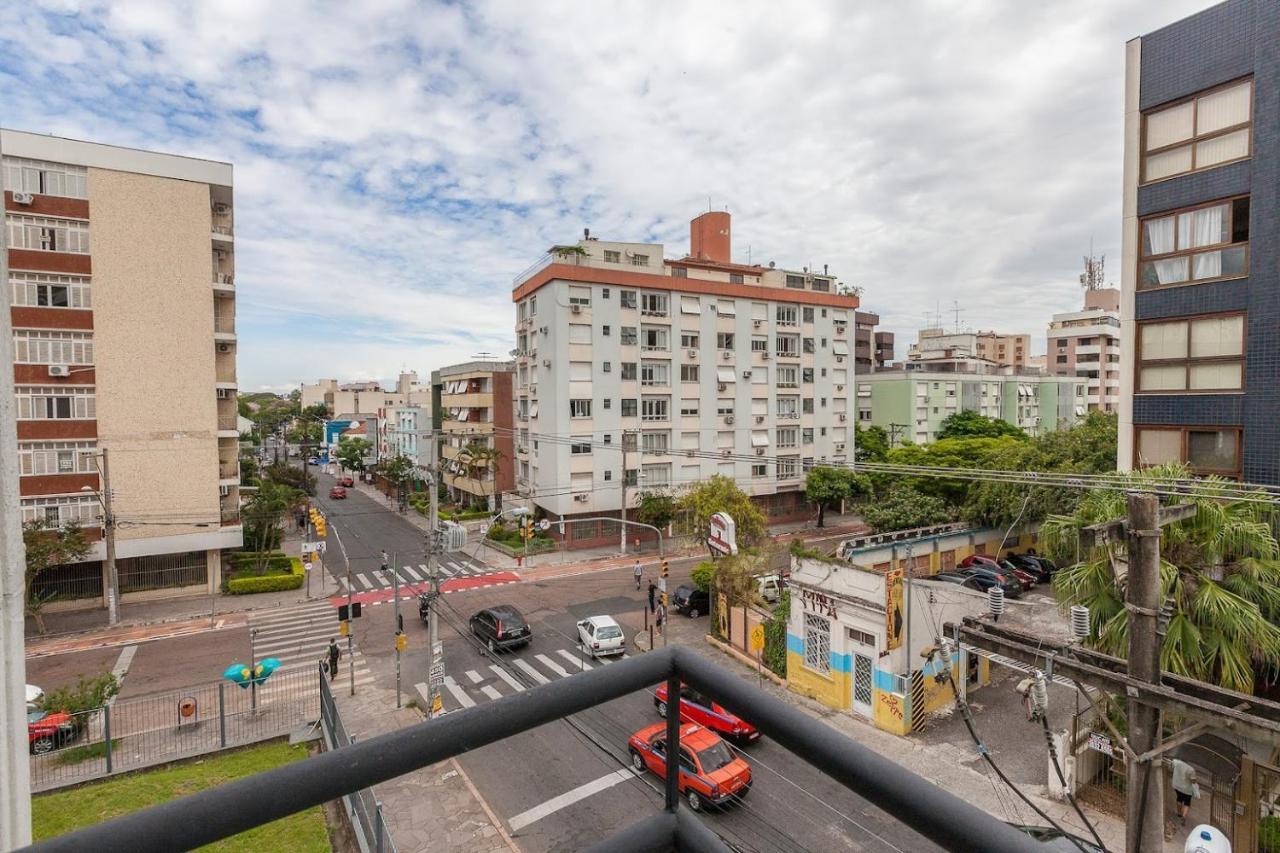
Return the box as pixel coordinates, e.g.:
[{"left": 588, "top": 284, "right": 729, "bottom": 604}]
[
  {"left": 231, "top": 551, "right": 293, "bottom": 574},
  {"left": 227, "top": 558, "right": 304, "bottom": 594},
  {"left": 40, "top": 673, "right": 120, "bottom": 716},
  {"left": 690, "top": 561, "right": 714, "bottom": 594},
  {"left": 1259, "top": 816, "right": 1280, "bottom": 852},
  {"left": 762, "top": 592, "right": 791, "bottom": 677}
]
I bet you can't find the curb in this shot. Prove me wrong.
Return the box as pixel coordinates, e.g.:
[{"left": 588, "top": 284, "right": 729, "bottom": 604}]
[{"left": 703, "top": 634, "right": 788, "bottom": 688}]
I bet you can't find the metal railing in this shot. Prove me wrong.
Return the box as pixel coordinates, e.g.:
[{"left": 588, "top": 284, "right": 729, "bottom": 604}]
[
  {"left": 29, "top": 668, "right": 318, "bottom": 792},
  {"left": 319, "top": 675, "right": 396, "bottom": 853},
  {"left": 27, "top": 647, "right": 1035, "bottom": 853}
]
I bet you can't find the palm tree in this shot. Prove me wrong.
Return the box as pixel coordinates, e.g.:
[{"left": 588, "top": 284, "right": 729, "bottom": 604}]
[
  {"left": 453, "top": 442, "right": 503, "bottom": 510},
  {"left": 1042, "top": 463, "right": 1280, "bottom": 693}
]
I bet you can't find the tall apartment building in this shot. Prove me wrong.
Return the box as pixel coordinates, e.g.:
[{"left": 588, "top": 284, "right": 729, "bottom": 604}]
[
  {"left": 1119, "top": 0, "right": 1275, "bottom": 482},
  {"left": 2, "top": 129, "right": 241, "bottom": 607},
  {"left": 853, "top": 310, "right": 893, "bottom": 373},
  {"left": 511, "top": 211, "right": 862, "bottom": 549},
  {"left": 1047, "top": 288, "right": 1121, "bottom": 413},
  {"left": 431, "top": 361, "right": 514, "bottom": 510},
  {"left": 908, "top": 328, "right": 1031, "bottom": 369}
]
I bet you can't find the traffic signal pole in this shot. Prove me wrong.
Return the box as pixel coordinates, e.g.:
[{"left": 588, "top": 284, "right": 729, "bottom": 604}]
[{"left": 426, "top": 434, "right": 442, "bottom": 718}]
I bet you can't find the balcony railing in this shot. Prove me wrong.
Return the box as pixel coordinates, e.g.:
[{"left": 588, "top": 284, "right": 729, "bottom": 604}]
[
  {"left": 217, "top": 415, "right": 239, "bottom": 431},
  {"left": 219, "top": 508, "right": 240, "bottom": 526},
  {"left": 213, "top": 273, "right": 234, "bottom": 286},
  {"left": 214, "top": 313, "right": 235, "bottom": 334},
  {"left": 212, "top": 224, "right": 233, "bottom": 237},
  {"left": 219, "top": 462, "right": 238, "bottom": 480}
]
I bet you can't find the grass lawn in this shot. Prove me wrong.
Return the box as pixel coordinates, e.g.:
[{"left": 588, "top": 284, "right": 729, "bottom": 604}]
[{"left": 33, "top": 739, "right": 330, "bottom": 852}]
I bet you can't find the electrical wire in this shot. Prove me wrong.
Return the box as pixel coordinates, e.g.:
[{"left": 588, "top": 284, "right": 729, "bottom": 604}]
[{"left": 1040, "top": 707, "right": 1108, "bottom": 852}]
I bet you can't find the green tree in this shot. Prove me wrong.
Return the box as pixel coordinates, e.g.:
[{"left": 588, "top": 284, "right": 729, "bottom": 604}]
[
  {"left": 883, "top": 436, "right": 1022, "bottom": 507},
  {"left": 23, "top": 520, "right": 90, "bottom": 634},
  {"left": 676, "top": 475, "right": 767, "bottom": 549},
  {"left": 454, "top": 442, "right": 502, "bottom": 508},
  {"left": 634, "top": 491, "right": 677, "bottom": 530},
  {"left": 860, "top": 482, "right": 954, "bottom": 533},
  {"left": 242, "top": 480, "right": 303, "bottom": 572},
  {"left": 690, "top": 561, "right": 714, "bottom": 593},
  {"left": 936, "top": 410, "right": 1027, "bottom": 440},
  {"left": 300, "top": 403, "right": 329, "bottom": 421},
  {"left": 336, "top": 437, "right": 373, "bottom": 473},
  {"left": 1044, "top": 464, "right": 1280, "bottom": 693},
  {"left": 854, "top": 424, "right": 891, "bottom": 461},
  {"left": 288, "top": 420, "right": 322, "bottom": 446},
  {"left": 804, "top": 466, "right": 866, "bottom": 528},
  {"left": 262, "top": 462, "right": 315, "bottom": 496},
  {"left": 379, "top": 454, "right": 418, "bottom": 508}
]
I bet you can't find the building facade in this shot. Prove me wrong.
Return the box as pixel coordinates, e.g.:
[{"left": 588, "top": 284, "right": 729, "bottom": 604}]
[
  {"left": 301, "top": 372, "right": 431, "bottom": 417},
  {"left": 1047, "top": 288, "right": 1122, "bottom": 413},
  {"left": 858, "top": 368, "right": 1085, "bottom": 445},
  {"left": 432, "top": 361, "right": 514, "bottom": 510},
  {"left": 854, "top": 310, "right": 893, "bottom": 373},
  {"left": 908, "top": 328, "right": 1031, "bottom": 370},
  {"left": 1119, "top": 0, "right": 1275, "bottom": 482},
  {"left": 2, "top": 129, "right": 242, "bottom": 606},
  {"left": 512, "top": 211, "right": 862, "bottom": 548}
]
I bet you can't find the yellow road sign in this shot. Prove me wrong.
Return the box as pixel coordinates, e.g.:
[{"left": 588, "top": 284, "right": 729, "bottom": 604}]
[{"left": 750, "top": 624, "right": 765, "bottom": 652}]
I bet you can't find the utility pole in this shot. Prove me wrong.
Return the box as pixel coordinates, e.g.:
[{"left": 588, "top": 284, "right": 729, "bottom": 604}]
[
  {"left": 101, "top": 448, "right": 120, "bottom": 626},
  {"left": 0, "top": 127, "right": 35, "bottom": 850},
  {"left": 1125, "top": 492, "right": 1164, "bottom": 853},
  {"left": 619, "top": 429, "right": 632, "bottom": 556},
  {"left": 249, "top": 628, "right": 259, "bottom": 713},
  {"left": 392, "top": 552, "right": 402, "bottom": 709},
  {"left": 425, "top": 434, "right": 442, "bottom": 719}
]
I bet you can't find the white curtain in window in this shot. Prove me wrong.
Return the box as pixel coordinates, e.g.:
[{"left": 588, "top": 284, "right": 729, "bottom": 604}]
[
  {"left": 1137, "top": 430, "right": 1182, "bottom": 466},
  {"left": 1146, "top": 101, "right": 1195, "bottom": 150},
  {"left": 1146, "top": 216, "right": 1176, "bottom": 254},
  {"left": 1196, "top": 82, "right": 1251, "bottom": 134},
  {"left": 1190, "top": 315, "right": 1243, "bottom": 357},
  {"left": 1191, "top": 205, "right": 1227, "bottom": 278},
  {"left": 569, "top": 324, "right": 591, "bottom": 344},
  {"left": 1189, "top": 363, "right": 1242, "bottom": 390},
  {"left": 1140, "top": 366, "right": 1186, "bottom": 391},
  {"left": 1195, "top": 129, "right": 1249, "bottom": 169},
  {"left": 1145, "top": 147, "right": 1193, "bottom": 181},
  {"left": 1141, "top": 321, "right": 1188, "bottom": 360}
]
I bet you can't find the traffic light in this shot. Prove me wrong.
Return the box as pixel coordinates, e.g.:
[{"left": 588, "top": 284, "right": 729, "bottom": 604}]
[
  {"left": 661, "top": 559, "right": 669, "bottom": 579},
  {"left": 315, "top": 515, "right": 327, "bottom": 538}
]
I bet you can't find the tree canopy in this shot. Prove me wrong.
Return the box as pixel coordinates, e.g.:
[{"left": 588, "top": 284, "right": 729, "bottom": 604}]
[
  {"left": 677, "top": 475, "right": 767, "bottom": 547},
  {"left": 634, "top": 491, "right": 677, "bottom": 530},
  {"left": 936, "top": 410, "right": 1028, "bottom": 440},
  {"left": 860, "top": 482, "right": 953, "bottom": 533},
  {"left": 804, "top": 466, "right": 867, "bottom": 527},
  {"left": 336, "top": 437, "right": 373, "bottom": 472},
  {"left": 24, "top": 520, "right": 90, "bottom": 633}
]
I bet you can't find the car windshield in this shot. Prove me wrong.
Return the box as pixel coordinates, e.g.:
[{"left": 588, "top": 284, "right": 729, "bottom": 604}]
[
  {"left": 596, "top": 625, "right": 622, "bottom": 639},
  {"left": 27, "top": 710, "right": 47, "bottom": 724},
  {"left": 697, "top": 740, "right": 736, "bottom": 772}
]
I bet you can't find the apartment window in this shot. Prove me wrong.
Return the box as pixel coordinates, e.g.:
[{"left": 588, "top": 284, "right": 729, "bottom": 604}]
[
  {"left": 641, "top": 361, "right": 670, "bottom": 386},
  {"left": 603, "top": 398, "right": 612, "bottom": 410},
  {"left": 776, "top": 305, "right": 799, "bottom": 326},
  {"left": 4, "top": 158, "right": 88, "bottom": 198},
  {"left": 776, "top": 334, "right": 799, "bottom": 357},
  {"left": 1137, "top": 314, "right": 1244, "bottom": 392},
  {"left": 752, "top": 369, "right": 767, "bottom": 386},
  {"left": 811, "top": 277, "right": 831, "bottom": 292},
  {"left": 680, "top": 364, "right": 700, "bottom": 382},
  {"left": 680, "top": 400, "right": 699, "bottom": 416},
  {"left": 751, "top": 337, "right": 767, "bottom": 353},
  {"left": 776, "top": 366, "right": 798, "bottom": 388},
  {"left": 680, "top": 296, "right": 700, "bottom": 315},
  {"left": 785, "top": 274, "right": 805, "bottom": 289},
  {"left": 672, "top": 266, "right": 688, "bottom": 278},
  {"left": 778, "top": 455, "right": 800, "bottom": 480},
  {"left": 801, "top": 306, "right": 814, "bottom": 324},
  {"left": 568, "top": 287, "right": 591, "bottom": 307},
  {"left": 569, "top": 361, "right": 592, "bottom": 382},
  {"left": 729, "top": 273, "right": 744, "bottom": 284},
  {"left": 570, "top": 438, "right": 592, "bottom": 455},
  {"left": 1142, "top": 78, "right": 1252, "bottom": 183},
  {"left": 603, "top": 361, "right": 611, "bottom": 373},
  {"left": 12, "top": 331, "right": 93, "bottom": 365},
  {"left": 803, "top": 428, "right": 814, "bottom": 444},
  {"left": 621, "top": 399, "right": 638, "bottom": 417},
  {"left": 621, "top": 327, "right": 638, "bottom": 346},
  {"left": 777, "top": 427, "right": 798, "bottom": 449},
  {"left": 620, "top": 290, "right": 637, "bottom": 308},
  {"left": 641, "top": 431, "right": 669, "bottom": 454},
  {"left": 18, "top": 441, "right": 96, "bottom": 476},
  {"left": 621, "top": 362, "right": 637, "bottom": 380},
  {"left": 751, "top": 463, "right": 767, "bottom": 478},
  {"left": 802, "top": 368, "right": 814, "bottom": 384},
  {"left": 717, "top": 300, "right": 737, "bottom": 317},
  {"left": 1140, "top": 197, "right": 1248, "bottom": 290},
  {"left": 859, "top": 409, "right": 872, "bottom": 422},
  {"left": 569, "top": 323, "right": 592, "bottom": 344},
  {"left": 15, "top": 386, "right": 95, "bottom": 420},
  {"left": 803, "top": 337, "right": 815, "bottom": 354},
  {"left": 641, "top": 293, "right": 668, "bottom": 316},
  {"left": 776, "top": 396, "right": 798, "bottom": 418},
  {"left": 641, "top": 396, "right": 669, "bottom": 421},
  {"left": 6, "top": 215, "right": 90, "bottom": 253},
  {"left": 717, "top": 401, "right": 735, "bottom": 417},
  {"left": 642, "top": 326, "right": 669, "bottom": 351},
  {"left": 632, "top": 254, "right": 649, "bottom": 266},
  {"left": 716, "top": 332, "right": 735, "bottom": 350},
  {"left": 20, "top": 495, "right": 99, "bottom": 527},
  {"left": 681, "top": 331, "right": 699, "bottom": 348},
  {"left": 569, "top": 399, "right": 592, "bottom": 418},
  {"left": 641, "top": 463, "right": 670, "bottom": 487},
  {"left": 10, "top": 273, "right": 91, "bottom": 309},
  {"left": 604, "top": 250, "right": 621, "bottom": 263},
  {"left": 803, "top": 398, "right": 814, "bottom": 414},
  {"left": 1056, "top": 355, "right": 1069, "bottom": 364},
  {"left": 1136, "top": 426, "right": 1240, "bottom": 477},
  {"left": 602, "top": 325, "right": 611, "bottom": 337}
]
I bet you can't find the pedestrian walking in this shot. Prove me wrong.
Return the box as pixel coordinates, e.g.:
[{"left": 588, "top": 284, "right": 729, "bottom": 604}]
[
  {"left": 326, "top": 638, "right": 341, "bottom": 682},
  {"left": 1171, "top": 758, "right": 1199, "bottom": 826},
  {"left": 380, "top": 549, "right": 389, "bottom": 574},
  {"left": 647, "top": 580, "right": 657, "bottom": 613},
  {"left": 655, "top": 602, "right": 666, "bottom": 631},
  {"left": 633, "top": 560, "right": 643, "bottom": 590}
]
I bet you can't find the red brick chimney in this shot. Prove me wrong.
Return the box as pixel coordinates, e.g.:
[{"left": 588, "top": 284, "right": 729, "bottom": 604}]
[{"left": 690, "top": 211, "right": 731, "bottom": 263}]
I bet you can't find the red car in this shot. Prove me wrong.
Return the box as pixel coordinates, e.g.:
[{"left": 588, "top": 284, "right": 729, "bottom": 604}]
[
  {"left": 28, "top": 709, "right": 76, "bottom": 754},
  {"left": 339, "top": 476, "right": 354, "bottom": 487},
  {"left": 959, "top": 554, "right": 1034, "bottom": 590},
  {"left": 627, "top": 722, "right": 752, "bottom": 812},
  {"left": 328, "top": 486, "right": 347, "bottom": 499},
  {"left": 654, "top": 682, "right": 759, "bottom": 743}
]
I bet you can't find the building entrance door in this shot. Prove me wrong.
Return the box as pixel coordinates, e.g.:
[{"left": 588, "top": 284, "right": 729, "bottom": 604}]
[{"left": 852, "top": 652, "right": 873, "bottom": 718}]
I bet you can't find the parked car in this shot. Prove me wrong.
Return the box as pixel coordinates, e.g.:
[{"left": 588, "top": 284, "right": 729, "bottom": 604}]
[
  {"left": 339, "top": 476, "right": 355, "bottom": 487},
  {"left": 997, "top": 560, "right": 1037, "bottom": 590},
  {"left": 577, "top": 615, "right": 625, "bottom": 659},
  {"left": 1004, "top": 553, "right": 1052, "bottom": 583},
  {"left": 654, "top": 682, "right": 760, "bottom": 743},
  {"left": 470, "top": 605, "right": 532, "bottom": 654},
  {"left": 627, "top": 722, "right": 752, "bottom": 812},
  {"left": 961, "top": 555, "right": 1033, "bottom": 590},
  {"left": 328, "top": 486, "right": 347, "bottom": 499},
  {"left": 955, "top": 566, "right": 1023, "bottom": 598},
  {"left": 672, "top": 584, "right": 711, "bottom": 619},
  {"left": 27, "top": 709, "right": 76, "bottom": 755},
  {"left": 754, "top": 575, "right": 783, "bottom": 604},
  {"left": 931, "top": 572, "right": 998, "bottom": 592}
]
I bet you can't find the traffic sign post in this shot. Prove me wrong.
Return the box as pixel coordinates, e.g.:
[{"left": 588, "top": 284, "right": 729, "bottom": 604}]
[
  {"left": 750, "top": 624, "right": 766, "bottom": 688},
  {"left": 304, "top": 561, "right": 313, "bottom": 598}
]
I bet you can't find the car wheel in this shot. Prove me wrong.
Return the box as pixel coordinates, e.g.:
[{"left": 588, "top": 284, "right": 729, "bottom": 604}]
[
  {"left": 31, "top": 736, "right": 54, "bottom": 755},
  {"left": 656, "top": 700, "right": 668, "bottom": 718},
  {"left": 630, "top": 750, "right": 645, "bottom": 773},
  {"left": 688, "top": 608, "right": 699, "bottom": 619},
  {"left": 487, "top": 638, "right": 497, "bottom": 654},
  {"left": 686, "top": 790, "right": 703, "bottom": 812}
]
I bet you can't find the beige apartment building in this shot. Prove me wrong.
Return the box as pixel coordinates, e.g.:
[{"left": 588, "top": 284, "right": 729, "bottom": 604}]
[
  {"left": 431, "top": 362, "right": 515, "bottom": 510},
  {"left": 908, "top": 328, "right": 1031, "bottom": 370},
  {"left": 1047, "top": 288, "right": 1121, "bottom": 413},
  {"left": 302, "top": 372, "right": 431, "bottom": 416},
  {"left": 3, "top": 129, "right": 241, "bottom": 607}
]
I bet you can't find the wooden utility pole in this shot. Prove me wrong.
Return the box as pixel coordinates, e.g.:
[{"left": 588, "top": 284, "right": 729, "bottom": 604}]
[{"left": 1124, "top": 493, "right": 1164, "bottom": 853}]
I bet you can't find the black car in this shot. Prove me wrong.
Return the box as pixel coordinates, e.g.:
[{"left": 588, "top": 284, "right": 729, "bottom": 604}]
[
  {"left": 672, "top": 584, "right": 711, "bottom": 618},
  {"left": 1004, "top": 553, "right": 1052, "bottom": 583},
  {"left": 932, "top": 572, "right": 998, "bottom": 592},
  {"left": 470, "top": 605, "right": 532, "bottom": 653},
  {"left": 955, "top": 566, "right": 1023, "bottom": 598}
]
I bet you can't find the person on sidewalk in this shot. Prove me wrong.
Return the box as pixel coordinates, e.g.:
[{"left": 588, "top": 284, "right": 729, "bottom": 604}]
[
  {"left": 647, "top": 580, "right": 657, "bottom": 613},
  {"left": 633, "top": 560, "right": 643, "bottom": 590},
  {"left": 655, "top": 602, "right": 666, "bottom": 632},
  {"left": 379, "top": 549, "right": 389, "bottom": 575},
  {"left": 327, "top": 638, "right": 341, "bottom": 682},
  {"left": 1171, "top": 758, "right": 1199, "bottom": 826}
]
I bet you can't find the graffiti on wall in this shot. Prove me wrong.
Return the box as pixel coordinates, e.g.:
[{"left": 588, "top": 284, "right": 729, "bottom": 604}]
[
  {"left": 799, "top": 588, "right": 837, "bottom": 618},
  {"left": 878, "top": 692, "right": 904, "bottom": 721},
  {"left": 885, "top": 569, "right": 904, "bottom": 651}
]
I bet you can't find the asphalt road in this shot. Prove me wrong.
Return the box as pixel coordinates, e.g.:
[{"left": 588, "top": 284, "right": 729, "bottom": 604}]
[{"left": 351, "top": 563, "right": 943, "bottom": 853}]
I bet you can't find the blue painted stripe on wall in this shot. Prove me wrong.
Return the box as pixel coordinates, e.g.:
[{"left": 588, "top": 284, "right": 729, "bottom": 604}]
[
  {"left": 873, "top": 669, "right": 898, "bottom": 692},
  {"left": 830, "top": 652, "right": 851, "bottom": 673},
  {"left": 786, "top": 634, "right": 803, "bottom": 655}
]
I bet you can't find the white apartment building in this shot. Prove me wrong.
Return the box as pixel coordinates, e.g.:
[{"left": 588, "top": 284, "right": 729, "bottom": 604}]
[
  {"left": 1047, "top": 288, "right": 1121, "bottom": 414},
  {"left": 511, "top": 212, "right": 863, "bottom": 550}
]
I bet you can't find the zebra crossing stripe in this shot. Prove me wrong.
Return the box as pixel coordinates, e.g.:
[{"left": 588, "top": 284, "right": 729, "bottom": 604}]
[
  {"left": 557, "top": 649, "right": 592, "bottom": 671},
  {"left": 357, "top": 574, "right": 373, "bottom": 590},
  {"left": 513, "top": 658, "right": 550, "bottom": 685},
  {"left": 402, "top": 566, "right": 423, "bottom": 582},
  {"left": 337, "top": 576, "right": 351, "bottom": 592},
  {"left": 491, "top": 665, "right": 526, "bottom": 692},
  {"left": 535, "top": 654, "right": 571, "bottom": 678},
  {"left": 465, "top": 670, "right": 483, "bottom": 684},
  {"left": 437, "top": 564, "right": 455, "bottom": 578},
  {"left": 443, "top": 676, "right": 476, "bottom": 708},
  {"left": 479, "top": 683, "right": 502, "bottom": 701}
]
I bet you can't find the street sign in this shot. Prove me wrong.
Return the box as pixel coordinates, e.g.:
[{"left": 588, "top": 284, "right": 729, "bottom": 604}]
[
  {"left": 1087, "top": 731, "right": 1114, "bottom": 756},
  {"left": 429, "top": 663, "right": 445, "bottom": 686},
  {"left": 301, "top": 541, "right": 321, "bottom": 555},
  {"left": 750, "top": 624, "right": 765, "bottom": 652},
  {"left": 303, "top": 561, "right": 313, "bottom": 573},
  {"left": 538, "top": 519, "right": 551, "bottom": 532},
  {"left": 433, "top": 641, "right": 443, "bottom": 658},
  {"left": 708, "top": 512, "right": 739, "bottom": 556}
]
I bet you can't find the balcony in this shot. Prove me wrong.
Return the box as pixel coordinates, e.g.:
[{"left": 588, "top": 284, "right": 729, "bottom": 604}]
[
  {"left": 212, "top": 273, "right": 235, "bottom": 292},
  {"left": 219, "top": 460, "right": 239, "bottom": 481},
  {"left": 219, "top": 506, "right": 241, "bottom": 527}
]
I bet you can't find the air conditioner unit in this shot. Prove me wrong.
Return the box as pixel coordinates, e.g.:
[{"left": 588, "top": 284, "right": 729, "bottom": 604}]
[
  {"left": 756, "top": 448, "right": 765, "bottom": 456},
  {"left": 835, "top": 444, "right": 845, "bottom": 452},
  {"left": 47, "top": 365, "right": 71, "bottom": 377},
  {"left": 216, "top": 388, "right": 232, "bottom": 399},
  {"left": 717, "top": 384, "right": 727, "bottom": 392},
  {"left": 755, "top": 416, "right": 764, "bottom": 424},
  {"left": 839, "top": 413, "right": 847, "bottom": 421},
  {"left": 836, "top": 385, "right": 844, "bottom": 391},
  {"left": 217, "top": 343, "right": 232, "bottom": 353},
  {"left": 753, "top": 320, "right": 763, "bottom": 328},
  {"left": 688, "top": 349, "right": 698, "bottom": 358},
  {"left": 12, "top": 192, "right": 34, "bottom": 205},
  {"left": 219, "top": 485, "right": 231, "bottom": 497},
  {"left": 724, "top": 416, "right": 735, "bottom": 425},
  {"left": 570, "top": 305, "right": 582, "bottom": 314},
  {"left": 539, "top": 326, "right": 549, "bottom": 334},
  {"left": 721, "top": 351, "right": 732, "bottom": 360},
  {"left": 742, "top": 370, "right": 751, "bottom": 379},
  {"left": 836, "top": 357, "right": 844, "bottom": 363},
  {"left": 574, "top": 493, "right": 589, "bottom": 502},
  {"left": 761, "top": 352, "right": 770, "bottom": 360},
  {"left": 213, "top": 203, "right": 231, "bottom": 215}
]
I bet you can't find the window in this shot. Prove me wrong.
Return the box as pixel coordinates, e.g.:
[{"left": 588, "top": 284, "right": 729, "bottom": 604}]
[
  {"left": 569, "top": 399, "right": 592, "bottom": 418},
  {"left": 751, "top": 463, "right": 767, "bottom": 477},
  {"left": 641, "top": 292, "right": 668, "bottom": 316},
  {"left": 803, "top": 428, "right": 814, "bottom": 444},
  {"left": 624, "top": 469, "right": 638, "bottom": 487},
  {"left": 776, "top": 305, "right": 798, "bottom": 326},
  {"left": 12, "top": 331, "right": 94, "bottom": 365},
  {"left": 570, "top": 438, "right": 592, "bottom": 454},
  {"left": 603, "top": 398, "right": 612, "bottom": 409},
  {"left": 776, "top": 366, "right": 798, "bottom": 388},
  {"left": 803, "top": 337, "right": 815, "bottom": 354},
  {"left": 642, "top": 326, "right": 669, "bottom": 351},
  {"left": 568, "top": 287, "right": 591, "bottom": 307},
  {"left": 680, "top": 400, "right": 699, "bottom": 417},
  {"left": 1056, "top": 355, "right": 1068, "bottom": 364},
  {"left": 15, "top": 386, "right": 95, "bottom": 420},
  {"left": 681, "top": 331, "right": 699, "bottom": 348},
  {"left": 641, "top": 463, "right": 670, "bottom": 487},
  {"left": 602, "top": 325, "right": 610, "bottom": 337},
  {"left": 680, "top": 296, "right": 700, "bottom": 315},
  {"left": 1136, "top": 426, "right": 1240, "bottom": 476},
  {"left": 776, "top": 334, "right": 799, "bottom": 357},
  {"left": 641, "top": 396, "right": 669, "bottom": 421},
  {"left": 1137, "top": 314, "right": 1244, "bottom": 392},
  {"left": 1140, "top": 197, "right": 1248, "bottom": 289},
  {"left": 1143, "top": 78, "right": 1252, "bottom": 183},
  {"left": 641, "top": 431, "right": 669, "bottom": 454},
  {"left": 621, "top": 362, "right": 637, "bottom": 380},
  {"left": 672, "top": 266, "right": 688, "bottom": 278},
  {"left": 10, "top": 273, "right": 91, "bottom": 309},
  {"left": 641, "top": 361, "right": 670, "bottom": 386},
  {"left": 602, "top": 288, "right": 610, "bottom": 299},
  {"left": 20, "top": 495, "right": 99, "bottom": 527},
  {"left": 603, "top": 361, "right": 612, "bottom": 373},
  {"left": 4, "top": 158, "right": 88, "bottom": 198},
  {"left": 621, "top": 399, "right": 638, "bottom": 417},
  {"left": 726, "top": 272, "right": 743, "bottom": 285},
  {"left": 785, "top": 274, "right": 805, "bottom": 289},
  {"left": 18, "top": 442, "right": 96, "bottom": 476},
  {"left": 6, "top": 215, "right": 90, "bottom": 253},
  {"left": 632, "top": 254, "right": 650, "bottom": 266},
  {"left": 776, "top": 427, "right": 797, "bottom": 448},
  {"left": 569, "top": 361, "right": 592, "bottom": 382},
  {"left": 717, "top": 332, "right": 735, "bottom": 350},
  {"left": 751, "top": 302, "right": 768, "bottom": 321},
  {"left": 716, "top": 400, "right": 734, "bottom": 416},
  {"left": 604, "top": 470, "right": 613, "bottom": 481},
  {"left": 751, "top": 337, "right": 767, "bottom": 353},
  {"left": 803, "top": 398, "right": 814, "bottom": 414},
  {"left": 717, "top": 300, "right": 736, "bottom": 316},
  {"left": 569, "top": 323, "right": 592, "bottom": 344},
  {"left": 752, "top": 369, "right": 767, "bottom": 386},
  {"left": 802, "top": 368, "right": 814, "bottom": 384},
  {"left": 802, "top": 306, "right": 814, "bottom": 323},
  {"left": 621, "top": 327, "right": 638, "bottom": 346},
  {"left": 811, "top": 277, "right": 831, "bottom": 292},
  {"left": 604, "top": 250, "right": 621, "bottom": 263},
  {"left": 776, "top": 396, "right": 798, "bottom": 418},
  {"left": 680, "top": 364, "right": 700, "bottom": 382},
  {"left": 778, "top": 455, "right": 801, "bottom": 480},
  {"left": 620, "top": 290, "right": 637, "bottom": 308}
]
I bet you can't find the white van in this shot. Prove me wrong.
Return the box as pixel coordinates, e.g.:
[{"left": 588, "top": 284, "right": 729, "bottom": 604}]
[{"left": 755, "top": 575, "right": 783, "bottom": 604}]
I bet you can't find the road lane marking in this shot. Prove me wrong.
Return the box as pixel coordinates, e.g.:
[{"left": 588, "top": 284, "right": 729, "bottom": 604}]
[
  {"left": 480, "top": 684, "right": 502, "bottom": 700},
  {"left": 557, "top": 649, "right": 592, "bottom": 670},
  {"left": 491, "top": 666, "right": 525, "bottom": 692},
  {"left": 512, "top": 659, "right": 550, "bottom": 685},
  {"left": 437, "top": 564, "right": 456, "bottom": 577},
  {"left": 338, "top": 577, "right": 351, "bottom": 593},
  {"left": 535, "top": 654, "right": 571, "bottom": 678},
  {"left": 465, "top": 670, "right": 483, "bottom": 684},
  {"left": 402, "top": 566, "right": 423, "bottom": 582},
  {"left": 507, "top": 769, "right": 636, "bottom": 832},
  {"left": 443, "top": 676, "right": 475, "bottom": 709},
  {"left": 357, "top": 574, "right": 374, "bottom": 590},
  {"left": 107, "top": 645, "right": 137, "bottom": 704}
]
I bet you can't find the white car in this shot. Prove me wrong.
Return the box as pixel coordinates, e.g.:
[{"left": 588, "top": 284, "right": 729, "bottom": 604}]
[
  {"left": 26, "top": 684, "right": 44, "bottom": 714},
  {"left": 577, "top": 615, "right": 626, "bottom": 659}
]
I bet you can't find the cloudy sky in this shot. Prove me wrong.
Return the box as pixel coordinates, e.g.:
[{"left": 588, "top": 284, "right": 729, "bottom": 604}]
[{"left": 1, "top": 0, "right": 1211, "bottom": 392}]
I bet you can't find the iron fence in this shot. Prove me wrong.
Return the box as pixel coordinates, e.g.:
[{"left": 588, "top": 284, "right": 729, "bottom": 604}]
[
  {"left": 29, "top": 561, "right": 103, "bottom": 603},
  {"left": 117, "top": 550, "right": 209, "bottom": 594},
  {"left": 29, "top": 667, "right": 318, "bottom": 792},
  {"left": 319, "top": 674, "right": 396, "bottom": 853}
]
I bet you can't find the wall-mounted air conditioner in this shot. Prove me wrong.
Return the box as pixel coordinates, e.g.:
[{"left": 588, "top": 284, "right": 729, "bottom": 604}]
[
  {"left": 688, "top": 349, "right": 698, "bottom": 358},
  {"left": 12, "top": 192, "right": 34, "bottom": 205},
  {"left": 47, "top": 365, "right": 71, "bottom": 377},
  {"left": 724, "top": 415, "right": 734, "bottom": 424}
]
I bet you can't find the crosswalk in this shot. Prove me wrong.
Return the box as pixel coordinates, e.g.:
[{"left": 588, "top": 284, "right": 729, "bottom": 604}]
[
  {"left": 333, "top": 561, "right": 498, "bottom": 594},
  {"left": 420, "top": 644, "right": 630, "bottom": 712},
  {"left": 249, "top": 600, "right": 375, "bottom": 688}
]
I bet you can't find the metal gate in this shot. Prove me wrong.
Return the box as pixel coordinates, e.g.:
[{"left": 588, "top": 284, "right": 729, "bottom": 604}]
[
  {"left": 1255, "top": 761, "right": 1280, "bottom": 852},
  {"left": 851, "top": 653, "right": 873, "bottom": 718}
]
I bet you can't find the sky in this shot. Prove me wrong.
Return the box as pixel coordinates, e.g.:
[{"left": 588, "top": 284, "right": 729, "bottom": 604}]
[{"left": 0, "top": 0, "right": 1214, "bottom": 392}]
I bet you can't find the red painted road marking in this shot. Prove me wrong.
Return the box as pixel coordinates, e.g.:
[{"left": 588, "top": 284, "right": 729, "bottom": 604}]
[{"left": 327, "top": 572, "right": 522, "bottom": 608}]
